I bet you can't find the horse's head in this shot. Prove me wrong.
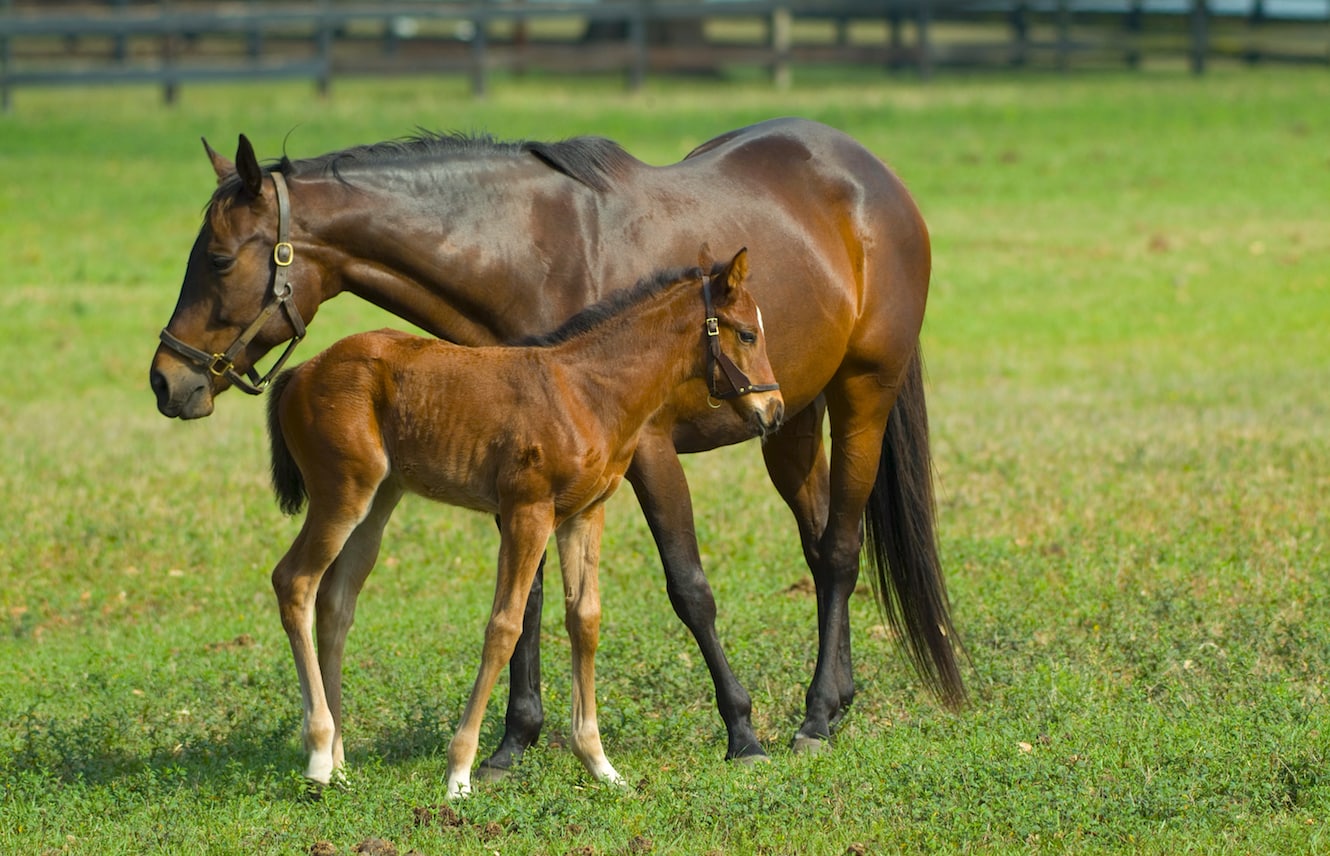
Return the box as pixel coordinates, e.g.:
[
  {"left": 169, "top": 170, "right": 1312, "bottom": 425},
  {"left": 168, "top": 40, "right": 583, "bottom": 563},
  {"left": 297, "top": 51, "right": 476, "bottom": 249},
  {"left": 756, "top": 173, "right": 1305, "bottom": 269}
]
[
  {"left": 150, "top": 136, "right": 322, "bottom": 419},
  {"left": 699, "top": 246, "right": 784, "bottom": 438}
]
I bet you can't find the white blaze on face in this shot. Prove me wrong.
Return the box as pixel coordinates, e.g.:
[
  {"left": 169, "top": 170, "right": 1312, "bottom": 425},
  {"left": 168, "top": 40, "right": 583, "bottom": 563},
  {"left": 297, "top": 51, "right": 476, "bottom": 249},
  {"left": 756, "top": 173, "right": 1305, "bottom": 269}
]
[{"left": 756, "top": 305, "right": 765, "bottom": 336}]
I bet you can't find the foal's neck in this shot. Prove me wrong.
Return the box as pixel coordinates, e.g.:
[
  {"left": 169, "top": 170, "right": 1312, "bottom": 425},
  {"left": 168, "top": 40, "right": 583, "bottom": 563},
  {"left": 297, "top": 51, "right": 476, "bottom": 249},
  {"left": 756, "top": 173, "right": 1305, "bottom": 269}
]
[{"left": 548, "top": 285, "right": 704, "bottom": 433}]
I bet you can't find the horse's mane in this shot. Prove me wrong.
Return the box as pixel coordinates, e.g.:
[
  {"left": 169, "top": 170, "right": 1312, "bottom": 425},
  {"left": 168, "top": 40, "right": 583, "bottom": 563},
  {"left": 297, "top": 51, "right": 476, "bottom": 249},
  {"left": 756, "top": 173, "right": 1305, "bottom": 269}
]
[
  {"left": 209, "top": 130, "right": 633, "bottom": 210},
  {"left": 513, "top": 264, "right": 710, "bottom": 349}
]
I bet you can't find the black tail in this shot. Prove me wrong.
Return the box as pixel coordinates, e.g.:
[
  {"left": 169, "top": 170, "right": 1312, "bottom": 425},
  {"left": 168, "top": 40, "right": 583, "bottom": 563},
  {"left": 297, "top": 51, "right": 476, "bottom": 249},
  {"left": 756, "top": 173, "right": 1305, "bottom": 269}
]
[
  {"left": 864, "top": 345, "right": 967, "bottom": 709},
  {"left": 266, "top": 368, "right": 307, "bottom": 516}
]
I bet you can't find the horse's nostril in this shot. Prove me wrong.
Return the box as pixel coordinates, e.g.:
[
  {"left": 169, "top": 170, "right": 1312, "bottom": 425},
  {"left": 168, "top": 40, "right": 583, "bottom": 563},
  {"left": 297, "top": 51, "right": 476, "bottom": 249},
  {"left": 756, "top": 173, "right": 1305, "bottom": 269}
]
[{"left": 150, "top": 369, "right": 169, "bottom": 400}]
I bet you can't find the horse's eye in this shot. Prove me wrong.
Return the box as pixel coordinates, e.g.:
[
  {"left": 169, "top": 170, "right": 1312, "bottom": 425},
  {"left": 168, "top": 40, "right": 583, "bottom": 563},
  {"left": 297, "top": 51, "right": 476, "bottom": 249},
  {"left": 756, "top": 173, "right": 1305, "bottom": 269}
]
[
  {"left": 209, "top": 254, "right": 235, "bottom": 274},
  {"left": 738, "top": 330, "right": 758, "bottom": 345}
]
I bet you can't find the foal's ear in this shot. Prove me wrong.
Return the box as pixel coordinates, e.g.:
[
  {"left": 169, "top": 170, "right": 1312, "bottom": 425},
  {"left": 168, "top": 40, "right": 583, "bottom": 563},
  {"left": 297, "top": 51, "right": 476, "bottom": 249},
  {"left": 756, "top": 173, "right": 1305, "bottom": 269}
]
[
  {"left": 712, "top": 247, "right": 750, "bottom": 305},
  {"left": 203, "top": 137, "right": 234, "bottom": 183},
  {"left": 235, "top": 134, "right": 265, "bottom": 198}
]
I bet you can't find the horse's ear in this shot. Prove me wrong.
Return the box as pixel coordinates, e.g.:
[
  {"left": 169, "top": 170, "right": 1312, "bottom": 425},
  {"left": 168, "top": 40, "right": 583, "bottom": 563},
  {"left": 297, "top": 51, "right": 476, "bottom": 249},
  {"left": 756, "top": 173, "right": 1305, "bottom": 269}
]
[
  {"left": 203, "top": 137, "right": 234, "bottom": 183},
  {"left": 235, "top": 134, "right": 264, "bottom": 198},
  {"left": 697, "top": 242, "right": 715, "bottom": 271}
]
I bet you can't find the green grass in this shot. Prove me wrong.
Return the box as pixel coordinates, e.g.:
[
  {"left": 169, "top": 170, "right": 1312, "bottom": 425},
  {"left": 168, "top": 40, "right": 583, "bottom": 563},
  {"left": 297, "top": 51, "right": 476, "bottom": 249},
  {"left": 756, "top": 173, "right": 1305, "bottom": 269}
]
[{"left": 2, "top": 68, "right": 1328, "bottom": 854}]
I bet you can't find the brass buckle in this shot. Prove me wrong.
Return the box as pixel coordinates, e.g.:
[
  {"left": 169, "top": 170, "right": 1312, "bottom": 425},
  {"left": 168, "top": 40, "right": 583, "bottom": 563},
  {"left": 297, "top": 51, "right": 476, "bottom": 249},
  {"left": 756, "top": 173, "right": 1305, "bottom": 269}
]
[
  {"left": 207, "top": 353, "right": 233, "bottom": 377},
  {"left": 705, "top": 317, "right": 719, "bottom": 337},
  {"left": 274, "top": 242, "right": 294, "bottom": 267}
]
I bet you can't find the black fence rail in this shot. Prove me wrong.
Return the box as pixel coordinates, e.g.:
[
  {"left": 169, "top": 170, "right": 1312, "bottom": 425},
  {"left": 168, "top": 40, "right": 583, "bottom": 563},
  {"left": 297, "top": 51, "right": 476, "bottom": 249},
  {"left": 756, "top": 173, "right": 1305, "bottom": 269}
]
[{"left": 2, "top": 0, "right": 1327, "bottom": 109}]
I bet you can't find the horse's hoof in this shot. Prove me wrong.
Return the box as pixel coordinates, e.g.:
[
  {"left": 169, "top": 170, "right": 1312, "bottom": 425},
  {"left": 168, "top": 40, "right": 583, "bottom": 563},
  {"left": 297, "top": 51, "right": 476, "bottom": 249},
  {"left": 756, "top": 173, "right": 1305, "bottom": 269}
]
[
  {"left": 474, "top": 764, "right": 509, "bottom": 784},
  {"left": 791, "top": 735, "right": 830, "bottom": 755},
  {"left": 731, "top": 752, "right": 771, "bottom": 767},
  {"left": 301, "top": 779, "right": 327, "bottom": 802}
]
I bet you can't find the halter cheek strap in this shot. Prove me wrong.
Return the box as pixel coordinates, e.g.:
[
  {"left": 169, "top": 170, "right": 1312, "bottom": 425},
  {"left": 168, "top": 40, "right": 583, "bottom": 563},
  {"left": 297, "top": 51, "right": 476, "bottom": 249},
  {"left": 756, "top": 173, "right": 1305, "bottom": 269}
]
[
  {"left": 158, "top": 171, "right": 307, "bottom": 395},
  {"left": 702, "top": 274, "right": 780, "bottom": 406}
]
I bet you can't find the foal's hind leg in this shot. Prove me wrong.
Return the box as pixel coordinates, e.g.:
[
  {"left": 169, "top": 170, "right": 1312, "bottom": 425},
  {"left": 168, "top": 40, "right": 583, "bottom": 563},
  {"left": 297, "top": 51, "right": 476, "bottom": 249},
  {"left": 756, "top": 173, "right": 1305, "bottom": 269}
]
[
  {"left": 761, "top": 396, "right": 858, "bottom": 745},
  {"left": 314, "top": 484, "right": 404, "bottom": 778},
  {"left": 555, "top": 505, "right": 624, "bottom": 787}
]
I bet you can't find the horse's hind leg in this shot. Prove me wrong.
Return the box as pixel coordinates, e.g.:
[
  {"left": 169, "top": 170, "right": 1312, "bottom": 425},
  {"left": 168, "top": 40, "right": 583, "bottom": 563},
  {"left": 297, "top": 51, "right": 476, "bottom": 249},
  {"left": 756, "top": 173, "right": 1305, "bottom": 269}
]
[
  {"left": 761, "top": 396, "right": 858, "bottom": 740},
  {"left": 446, "top": 501, "right": 554, "bottom": 800},
  {"left": 314, "top": 483, "right": 404, "bottom": 778},
  {"left": 555, "top": 505, "right": 623, "bottom": 787},
  {"left": 625, "top": 430, "right": 765, "bottom": 762}
]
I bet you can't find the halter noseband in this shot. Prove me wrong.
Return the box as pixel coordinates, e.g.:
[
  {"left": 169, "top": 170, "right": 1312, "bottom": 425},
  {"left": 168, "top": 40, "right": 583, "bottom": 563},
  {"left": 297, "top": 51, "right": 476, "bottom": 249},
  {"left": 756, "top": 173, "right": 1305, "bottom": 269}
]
[
  {"left": 702, "top": 274, "right": 780, "bottom": 408},
  {"left": 158, "top": 171, "right": 307, "bottom": 396}
]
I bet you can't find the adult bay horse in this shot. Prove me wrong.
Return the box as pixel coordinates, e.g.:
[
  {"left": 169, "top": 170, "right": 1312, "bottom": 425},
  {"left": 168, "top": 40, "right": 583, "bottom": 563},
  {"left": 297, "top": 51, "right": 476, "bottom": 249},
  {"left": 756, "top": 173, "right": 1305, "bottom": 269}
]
[
  {"left": 150, "top": 119, "right": 964, "bottom": 771},
  {"left": 266, "top": 248, "right": 781, "bottom": 796}
]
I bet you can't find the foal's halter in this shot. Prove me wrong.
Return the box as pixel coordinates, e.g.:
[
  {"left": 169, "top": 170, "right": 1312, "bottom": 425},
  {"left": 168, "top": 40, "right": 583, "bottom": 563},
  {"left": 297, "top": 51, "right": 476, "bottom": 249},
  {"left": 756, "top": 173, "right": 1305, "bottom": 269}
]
[
  {"left": 158, "top": 172, "right": 307, "bottom": 396},
  {"left": 701, "top": 274, "right": 780, "bottom": 408}
]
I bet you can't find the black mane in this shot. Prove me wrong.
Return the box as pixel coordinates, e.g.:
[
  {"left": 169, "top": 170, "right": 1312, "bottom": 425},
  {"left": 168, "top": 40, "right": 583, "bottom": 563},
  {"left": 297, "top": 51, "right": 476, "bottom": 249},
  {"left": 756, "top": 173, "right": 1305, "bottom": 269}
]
[
  {"left": 513, "top": 264, "right": 710, "bottom": 349},
  {"left": 209, "top": 130, "right": 635, "bottom": 210}
]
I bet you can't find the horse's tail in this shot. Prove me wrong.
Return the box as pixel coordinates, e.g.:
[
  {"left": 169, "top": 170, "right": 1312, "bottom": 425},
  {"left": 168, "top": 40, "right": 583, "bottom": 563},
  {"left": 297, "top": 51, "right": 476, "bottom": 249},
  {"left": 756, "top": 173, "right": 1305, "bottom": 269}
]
[
  {"left": 864, "top": 344, "right": 967, "bottom": 709},
  {"left": 266, "top": 368, "right": 308, "bottom": 516}
]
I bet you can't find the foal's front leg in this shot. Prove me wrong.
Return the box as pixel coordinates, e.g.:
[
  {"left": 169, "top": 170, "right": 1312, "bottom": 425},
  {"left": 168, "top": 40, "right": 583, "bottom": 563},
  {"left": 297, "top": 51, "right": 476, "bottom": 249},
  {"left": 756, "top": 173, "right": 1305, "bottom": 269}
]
[
  {"left": 446, "top": 502, "right": 554, "bottom": 799},
  {"left": 555, "top": 504, "right": 624, "bottom": 787},
  {"left": 272, "top": 509, "right": 366, "bottom": 787}
]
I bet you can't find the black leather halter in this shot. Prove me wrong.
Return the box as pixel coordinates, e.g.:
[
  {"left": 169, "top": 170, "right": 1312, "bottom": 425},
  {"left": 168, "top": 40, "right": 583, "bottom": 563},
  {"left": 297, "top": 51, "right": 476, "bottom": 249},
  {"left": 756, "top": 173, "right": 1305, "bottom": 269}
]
[
  {"left": 158, "top": 171, "right": 307, "bottom": 395},
  {"left": 701, "top": 274, "right": 780, "bottom": 405}
]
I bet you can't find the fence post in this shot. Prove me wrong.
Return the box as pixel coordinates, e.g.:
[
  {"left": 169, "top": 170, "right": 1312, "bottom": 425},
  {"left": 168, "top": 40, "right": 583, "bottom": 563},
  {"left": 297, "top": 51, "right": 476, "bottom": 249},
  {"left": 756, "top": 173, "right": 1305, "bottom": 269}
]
[
  {"left": 917, "top": 0, "right": 933, "bottom": 79},
  {"left": 470, "top": 0, "right": 489, "bottom": 98},
  {"left": 628, "top": 0, "right": 647, "bottom": 92},
  {"left": 770, "top": 1, "right": 791, "bottom": 90},
  {"left": 1123, "top": 0, "right": 1143, "bottom": 68},
  {"left": 1009, "top": 2, "right": 1029, "bottom": 67},
  {"left": 1189, "top": 0, "right": 1208, "bottom": 74},
  {"left": 1056, "top": 0, "right": 1072, "bottom": 72},
  {"left": 316, "top": 0, "right": 332, "bottom": 95},
  {"left": 1, "top": 0, "right": 10, "bottom": 113},
  {"left": 161, "top": 0, "right": 178, "bottom": 105}
]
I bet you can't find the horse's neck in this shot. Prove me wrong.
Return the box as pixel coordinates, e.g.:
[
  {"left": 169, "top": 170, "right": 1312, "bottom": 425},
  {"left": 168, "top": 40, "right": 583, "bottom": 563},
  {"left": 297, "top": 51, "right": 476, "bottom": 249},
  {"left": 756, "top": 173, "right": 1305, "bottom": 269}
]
[
  {"left": 550, "top": 288, "right": 702, "bottom": 439},
  {"left": 305, "top": 167, "right": 599, "bottom": 345}
]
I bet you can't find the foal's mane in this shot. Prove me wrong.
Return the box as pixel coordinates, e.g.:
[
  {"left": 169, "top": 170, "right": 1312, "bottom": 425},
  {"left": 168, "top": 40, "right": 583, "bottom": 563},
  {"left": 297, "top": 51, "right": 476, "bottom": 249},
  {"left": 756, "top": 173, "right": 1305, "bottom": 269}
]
[
  {"left": 513, "top": 264, "right": 708, "bottom": 349},
  {"left": 209, "top": 130, "right": 634, "bottom": 210}
]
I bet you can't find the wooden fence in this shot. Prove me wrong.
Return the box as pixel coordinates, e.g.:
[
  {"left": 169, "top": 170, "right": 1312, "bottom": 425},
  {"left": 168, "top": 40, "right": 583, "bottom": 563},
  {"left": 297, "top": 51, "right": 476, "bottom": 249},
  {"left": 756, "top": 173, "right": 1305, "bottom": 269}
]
[{"left": 2, "top": 0, "right": 1327, "bottom": 109}]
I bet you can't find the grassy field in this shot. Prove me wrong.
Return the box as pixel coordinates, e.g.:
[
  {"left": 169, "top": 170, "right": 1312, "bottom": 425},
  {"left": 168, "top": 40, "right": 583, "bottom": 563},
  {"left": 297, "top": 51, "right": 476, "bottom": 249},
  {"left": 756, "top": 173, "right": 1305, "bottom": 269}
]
[{"left": 2, "top": 68, "right": 1328, "bottom": 854}]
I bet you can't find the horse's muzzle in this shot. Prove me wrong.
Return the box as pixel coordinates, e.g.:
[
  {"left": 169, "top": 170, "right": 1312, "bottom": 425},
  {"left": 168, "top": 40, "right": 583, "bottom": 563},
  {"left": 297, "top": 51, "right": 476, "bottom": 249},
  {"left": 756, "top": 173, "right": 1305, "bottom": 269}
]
[{"left": 150, "top": 361, "right": 215, "bottom": 419}]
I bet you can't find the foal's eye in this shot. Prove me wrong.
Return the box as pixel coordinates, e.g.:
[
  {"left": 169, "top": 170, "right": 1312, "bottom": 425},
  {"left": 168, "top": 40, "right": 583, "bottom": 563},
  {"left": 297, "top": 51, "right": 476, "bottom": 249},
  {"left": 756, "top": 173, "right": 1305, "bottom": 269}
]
[
  {"left": 738, "top": 330, "right": 759, "bottom": 345},
  {"left": 209, "top": 254, "right": 235, "bottom": 274}
]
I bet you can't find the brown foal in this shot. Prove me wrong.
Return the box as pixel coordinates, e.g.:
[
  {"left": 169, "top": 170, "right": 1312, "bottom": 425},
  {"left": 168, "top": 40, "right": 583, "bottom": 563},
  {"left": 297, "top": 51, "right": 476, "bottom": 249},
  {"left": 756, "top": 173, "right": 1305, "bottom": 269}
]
[{"left": 264, "top": 248, "right": 783, "bottom": 798}]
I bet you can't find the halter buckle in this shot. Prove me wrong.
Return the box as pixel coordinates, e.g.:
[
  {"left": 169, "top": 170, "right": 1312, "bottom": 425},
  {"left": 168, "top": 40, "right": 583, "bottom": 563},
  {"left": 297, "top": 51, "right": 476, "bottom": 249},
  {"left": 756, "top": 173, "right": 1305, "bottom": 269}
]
[
  {"left": 705, "top": 317, "right": 719, "bottom": 337},
  {"left": 207, "top": 353, "right": 234, "bottom": 377},
  {"left": 274, "top": 242, "right": 295, "bottom": 267}
]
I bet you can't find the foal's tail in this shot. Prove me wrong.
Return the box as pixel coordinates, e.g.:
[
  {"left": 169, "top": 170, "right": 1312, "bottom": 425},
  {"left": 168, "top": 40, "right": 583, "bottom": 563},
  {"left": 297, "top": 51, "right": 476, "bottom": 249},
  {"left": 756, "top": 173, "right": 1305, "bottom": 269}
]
[
  {"left": 266, "top": 368, "right": 308, "bottom": 516},
  {"left": 865, "top": 345, "right": 967, "bottom": 709}
]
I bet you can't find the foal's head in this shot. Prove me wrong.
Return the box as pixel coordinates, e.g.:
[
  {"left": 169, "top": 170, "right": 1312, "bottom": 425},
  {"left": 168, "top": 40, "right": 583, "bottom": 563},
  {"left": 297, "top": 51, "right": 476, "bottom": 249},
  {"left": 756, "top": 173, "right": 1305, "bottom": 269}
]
[
  {"left": 151, "top": 136, "right": 328, "bottom": 419},
  {"left": 693, "top": 246, "right": 784, "bottom": 438}
]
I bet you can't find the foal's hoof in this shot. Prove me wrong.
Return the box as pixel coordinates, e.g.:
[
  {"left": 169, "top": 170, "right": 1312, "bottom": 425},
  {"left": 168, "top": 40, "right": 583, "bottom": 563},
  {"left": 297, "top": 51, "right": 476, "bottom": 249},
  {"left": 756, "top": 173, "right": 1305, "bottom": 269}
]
[{"left": 791, "top": 735, "right": 830, "bottom": 755}]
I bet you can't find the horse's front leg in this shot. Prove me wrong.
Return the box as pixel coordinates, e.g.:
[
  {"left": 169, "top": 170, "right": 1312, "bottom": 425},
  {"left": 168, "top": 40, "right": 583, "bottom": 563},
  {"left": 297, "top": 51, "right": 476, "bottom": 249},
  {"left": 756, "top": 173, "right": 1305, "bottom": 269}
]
[
  {"left": 446, "top": 502, "right": 554, "bottom": 800},
  {"left": 625, "top": 431, "right": 766, "bottom": 762},
  {"left": 554, "top": 504, "right": 624, "bottom": 787},
  {"left": 760, "top": 397, "right": 857, "bottom": 745}
]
